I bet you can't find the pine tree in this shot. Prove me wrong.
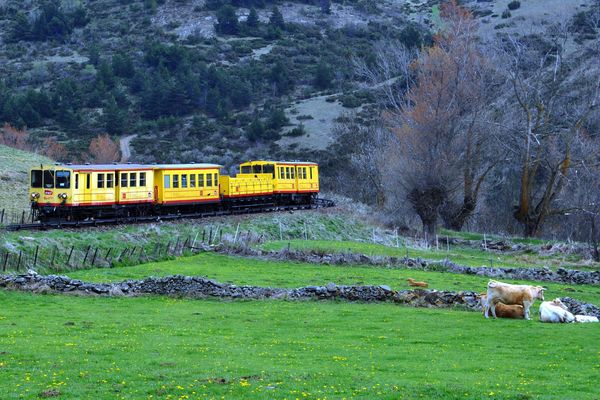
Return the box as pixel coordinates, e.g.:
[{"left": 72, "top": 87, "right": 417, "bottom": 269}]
[
  {"left": 269, "top": 6, "right": 285, "bottom": 30},
  {"left": 215, "top": 5, "right": 239, "bottom": 35},
  {"left": 246, "top": 7, "right": 259, "bottom": 28},
  {"left": 314, "top": 60, "right": 334, "bottom": 89},
  {"left": 102, "top": 96, "right": 126, "bottom": 135}
]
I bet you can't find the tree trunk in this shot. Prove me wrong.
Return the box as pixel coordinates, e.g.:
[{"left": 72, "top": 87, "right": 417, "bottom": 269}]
[
  {"left": 408, "top": 186, "right": 446, "bottom": 241},
  {"left": 590, "top": 216, "right": 599, "bottom": 262}
]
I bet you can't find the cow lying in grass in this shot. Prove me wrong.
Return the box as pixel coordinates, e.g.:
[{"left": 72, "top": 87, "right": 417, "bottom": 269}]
[
  {"left": 540, "top": 299, "right": 575, "bottom": 323},
  {"left": 484, "top": 280, "right": 545, "bottom": 320},
  {"left": 407, "top": 278, "right": 428, "bottom": 288},
  {"left": 480, "top": 294, "right": 524, "bottom": 319},
  {"left": 574, "top": 315, "right": 599, "bottom": 323}
]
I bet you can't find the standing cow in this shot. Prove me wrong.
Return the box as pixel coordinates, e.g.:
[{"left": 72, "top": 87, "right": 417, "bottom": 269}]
[{"left": 484, "top": 280, "right": 545, "bottom": 320}]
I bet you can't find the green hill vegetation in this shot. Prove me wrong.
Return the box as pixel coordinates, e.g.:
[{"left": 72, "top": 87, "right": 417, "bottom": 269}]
[{"left": 0, "top": 144, "right": 53, "bottom": 216}]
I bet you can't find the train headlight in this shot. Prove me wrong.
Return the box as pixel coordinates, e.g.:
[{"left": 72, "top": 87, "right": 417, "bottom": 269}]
[
  {"left": 59, "top": 193, "right": 68, "bottom": 199},
  {"left": 31, "top": 193, "right": 40, "bottom": 199}
]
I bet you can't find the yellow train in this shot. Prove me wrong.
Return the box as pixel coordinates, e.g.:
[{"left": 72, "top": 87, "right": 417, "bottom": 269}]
[{"left": 29, "top": 160, "right": 319, "bottom": 221}]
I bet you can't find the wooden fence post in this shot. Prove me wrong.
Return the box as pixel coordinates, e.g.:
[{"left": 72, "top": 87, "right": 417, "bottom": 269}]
[
  {"left": 91, "top": 248, "right": 99, "bottom": 266},
  {"left": 2, "top": 252, "right": 8, "bottom": 272},
  {"left": 33, "top": 246, "right": 39, "bottom": 268},
  {"left": 16, "top": 251, "right": 22, "bottom": 271},
  {"left": 50, "top": 247, "right": 57, "bottom": 268},
  {"left": 66, "top": 246, "right": 75, "bottom": 267},
  {"left": 82, "top": 246, "right": 92, "bottom": 266}
]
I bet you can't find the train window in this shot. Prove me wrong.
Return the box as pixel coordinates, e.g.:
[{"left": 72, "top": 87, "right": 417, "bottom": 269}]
[
  {"left": 199, "top": 174, "right": 204, "bottom": 187},
  {"left": 86, "top": 174, "right": 90, "bottom": 190},
  {"left": 121, "top": 173, "right": 128, "bottom": 188},
  {"left": 310, "top": 167, "right": 313, "bottom": 179},
  {"left": 43, "top": 170, "right": 55, "bottom": 188},
  {"left": 107, "top": 173, "right": 114, "bottom": 188},
  {"left": 31, "top": 170, "right": 43, "bottom": 188},
  {"left": 140, "top": 172, "right": 146, "bottom": 187},
  {"left": 252, "top": 165, "right": 262, "bottom": 174},
  {"left": 264, "top": 164, "right": 275, "bottom": 178},
  {"left": 285, "top": 167, "right": 290, "bottom": 180},
  {"left": 291, "top": 167, "right": 295, "bottom": 179},
  {"left": 130, "top": 172, "right": 137, "bottom": 187},
  {"left": 173, "top": 175, "right": 179, "bottom": 188},
  {"left": 190, "top": 174, "right": 196, "bottom": 188},
  {"left": 206, "top": 173, "right": 212, "bottom": 187},
  {"left": 56, "top": 171, "right": 70, "bottom": 189},
  {"left": 97, "top": 173, "right": 105, "bottom": 189},
  {"left": 303, "top": 168, "right": 307, "bottom": 179},
  {"left": 241, "top": 166, "right": 251, "bottom": 174},
  {"left": 75, "top": 174, "right": 79, "bottom": 190},
  {"left": 164, "top": 175, "right": 171, "bottom": 189},
  {"left": 182, "top": 174, "right": 188, "bottom": 188},
  {"left": 280, "top": 167, "right": 284, "bottom": 179},
  {"left": 214, "top": 173, "right": 218, "bottom": 186}
]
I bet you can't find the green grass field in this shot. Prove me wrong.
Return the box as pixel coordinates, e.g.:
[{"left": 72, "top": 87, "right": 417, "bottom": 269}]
[
  {"left": 1, "top": 290, "right": 599, "bottom": 400},
  {"left": 68, "top": 253, "right": 600, "bottom": 305}
]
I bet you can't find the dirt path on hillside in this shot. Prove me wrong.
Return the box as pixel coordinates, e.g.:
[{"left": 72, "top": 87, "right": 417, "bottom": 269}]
[{"left": 120, "top": 134, "right": 137, "bottom": 162}]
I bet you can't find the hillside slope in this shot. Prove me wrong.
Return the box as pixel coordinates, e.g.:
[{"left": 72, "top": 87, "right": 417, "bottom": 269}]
[{"left": 0, "top": 145, "right": 54, "bottom": 215}]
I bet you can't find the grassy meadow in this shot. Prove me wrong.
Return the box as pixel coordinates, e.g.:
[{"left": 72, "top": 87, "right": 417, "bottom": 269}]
[
  {"left": 68, "top": 252, "right": 600, "bottom": 304},
  {"left": 1, "top": 290, "right": 599, "bottom": 400}
]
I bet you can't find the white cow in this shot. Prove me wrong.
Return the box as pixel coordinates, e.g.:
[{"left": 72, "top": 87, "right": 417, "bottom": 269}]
[
  {"left": 574, "top": 315, "right": 599, "bottom": 323},
  {"left": 539, "top": 298, "right": 575, "bottom": 323}
]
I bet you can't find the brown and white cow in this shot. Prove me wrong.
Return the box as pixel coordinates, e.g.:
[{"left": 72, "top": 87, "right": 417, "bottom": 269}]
[
  {"left": 480, "top": 294, "right": 524, "bottom": 319},
  {"left": 484, "top": 280, "right": 545, "bottom": 320}
]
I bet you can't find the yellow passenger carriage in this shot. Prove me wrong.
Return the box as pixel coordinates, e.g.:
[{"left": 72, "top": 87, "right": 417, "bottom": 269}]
[
  {"left": 153, "top": 164, "right": 221, "bottom": 207},
  {"left": 29, "top": 164, "right": 153, "bottom": 220}
]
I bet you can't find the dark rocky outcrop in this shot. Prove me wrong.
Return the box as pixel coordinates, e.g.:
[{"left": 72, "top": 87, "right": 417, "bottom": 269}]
[{"left": 0, "top": 272, "right": 482, "bottom": 310}]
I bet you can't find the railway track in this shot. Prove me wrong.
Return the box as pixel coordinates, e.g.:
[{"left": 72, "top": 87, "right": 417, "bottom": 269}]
[{"left": 3, "top": 198, "right": 335, "bottom": 231}]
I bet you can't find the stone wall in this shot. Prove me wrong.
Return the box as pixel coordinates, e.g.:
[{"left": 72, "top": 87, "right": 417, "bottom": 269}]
[
  {"left": 1, "top": 272, "right": 599, "bottom": 317},
  {"left": 223, "top": 247, "right": 600, "bottom": 286}
]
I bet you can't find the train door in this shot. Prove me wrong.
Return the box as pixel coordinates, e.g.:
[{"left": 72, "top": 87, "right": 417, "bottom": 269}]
[{"left": 80, "top": 173, "right": 92, "bottom": 203}]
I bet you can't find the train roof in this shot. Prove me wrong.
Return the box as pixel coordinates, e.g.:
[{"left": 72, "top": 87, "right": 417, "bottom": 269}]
[
  {"left": 37, "top": 163, "right": 222, "bottom": 171},
  {"left": 241, "top": 160, "right": 318, "bottom": 165},
  {"left": 152, "top": 163, "right": 222, "bottom": 169}
]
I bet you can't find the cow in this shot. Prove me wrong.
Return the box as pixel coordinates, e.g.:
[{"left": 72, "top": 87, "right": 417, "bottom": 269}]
[
  {"left": 540, "top": 298, "right": 575, "bottom": 323},
  {"left": 574, "top": 315, "right": 599, "bottom": 323},
  {"left": 480, "top": 294, "right": 524, "bottom": 319},
  {"left": 484, "top": 280, "right": 545, "bottom": 320},
  {"left": 407, "top": 278, "right": 428, "bottom": 288}
]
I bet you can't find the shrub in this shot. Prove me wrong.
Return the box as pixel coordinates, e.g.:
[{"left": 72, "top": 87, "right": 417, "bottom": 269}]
[
  {"left": 501, "top": 9, "right": 511, "bottom": 19},
  {"left": 507, "top": 1, "right": 521, "bottom": 10}
]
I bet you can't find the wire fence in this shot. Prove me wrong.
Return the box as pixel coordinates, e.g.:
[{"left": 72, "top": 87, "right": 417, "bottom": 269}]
[
  {"left": 0, "top": 208, "right": 36, "bottom": 226},
  {"left": 0, "top": 226, "right": 242, "bottom": 274}
]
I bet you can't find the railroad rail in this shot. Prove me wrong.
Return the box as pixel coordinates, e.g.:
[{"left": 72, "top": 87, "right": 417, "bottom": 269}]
[{"left": 4, "top": 197, "right": 335, "bottom": 231}]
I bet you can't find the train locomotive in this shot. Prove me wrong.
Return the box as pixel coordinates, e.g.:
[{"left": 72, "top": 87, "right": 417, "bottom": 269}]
[{"left": 29, "top": 160, "right": 320, "bottom": 222}]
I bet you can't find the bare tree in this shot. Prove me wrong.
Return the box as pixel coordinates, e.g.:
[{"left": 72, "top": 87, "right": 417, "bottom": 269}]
[
  {"left": 355, "top": 1, "right": 498, "bottom": 237},
  {"left": 497, "top": 25, "right": 600, "bottom": 237},
  {"left": 88, "top": 134, "right": 121, "bottom": 164}
]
